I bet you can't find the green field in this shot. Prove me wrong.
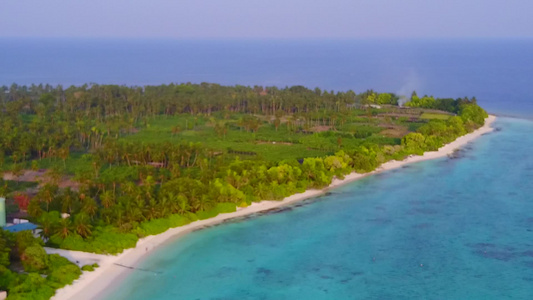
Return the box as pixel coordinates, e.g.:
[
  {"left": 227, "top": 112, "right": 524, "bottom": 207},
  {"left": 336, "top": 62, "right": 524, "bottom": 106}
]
[
  {"left": 420, "top": 112, "right": 452, "bottom": 120},
  {"left": 121, "top": 113, "right": 404, "bottom": 161}
]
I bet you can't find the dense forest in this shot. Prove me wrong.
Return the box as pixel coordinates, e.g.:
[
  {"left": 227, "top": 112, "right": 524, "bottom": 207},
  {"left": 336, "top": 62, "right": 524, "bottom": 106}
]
[{"left": 0, "top": 83, "right": 487, "bottom": 298}]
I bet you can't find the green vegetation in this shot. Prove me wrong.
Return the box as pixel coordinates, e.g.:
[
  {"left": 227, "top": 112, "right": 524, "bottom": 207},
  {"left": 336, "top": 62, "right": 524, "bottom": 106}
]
[
  {"left": 81, "top": 263, "right": 98, "bottom": 272},
  {"left": 0, "top": 181, "right": 39, "bottom": 194},
  {"left": 420, "top": 112, "right": 451, "bottom": 120},
  {"left": 0, "top": 83, "right": 488, "bottom": 298},
  {"left": 0, "top": 229, "right": 81, "bottom": 299}
]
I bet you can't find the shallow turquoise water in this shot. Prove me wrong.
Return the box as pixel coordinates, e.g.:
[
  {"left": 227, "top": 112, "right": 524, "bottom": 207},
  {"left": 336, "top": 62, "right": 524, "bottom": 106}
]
[{"left": 107, "top": 117, "right": 533, "bottom": 299}]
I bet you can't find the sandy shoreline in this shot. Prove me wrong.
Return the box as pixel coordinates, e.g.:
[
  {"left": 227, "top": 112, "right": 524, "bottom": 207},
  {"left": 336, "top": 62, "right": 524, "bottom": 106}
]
[{"left": 50, "top": 115, "right": 496, "bottom": 300}]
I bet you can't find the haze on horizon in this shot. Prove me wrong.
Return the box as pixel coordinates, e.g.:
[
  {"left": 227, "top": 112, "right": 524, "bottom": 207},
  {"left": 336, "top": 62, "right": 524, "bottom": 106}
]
[{"left": 1, "top": 0, "right": 532, "bottom": 39}]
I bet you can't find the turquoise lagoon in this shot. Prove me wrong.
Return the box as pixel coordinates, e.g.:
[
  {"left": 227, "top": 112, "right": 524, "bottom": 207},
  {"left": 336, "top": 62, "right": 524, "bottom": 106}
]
[{"left": 106, "top": 117, "right": 533, "bottom": 299}]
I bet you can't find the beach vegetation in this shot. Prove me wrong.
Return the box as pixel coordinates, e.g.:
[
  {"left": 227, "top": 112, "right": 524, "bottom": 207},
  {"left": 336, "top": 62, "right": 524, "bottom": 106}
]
[
  {"left": 0, "top": 228, "right": 81, "bottom": 299},
  {"left": 81, "top": 263, "right": 97, "bottom": 272}
]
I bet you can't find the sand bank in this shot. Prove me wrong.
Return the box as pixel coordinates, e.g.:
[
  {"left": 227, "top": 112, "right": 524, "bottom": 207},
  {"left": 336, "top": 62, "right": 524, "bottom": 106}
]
[{"left": 52, "top": 115, "right": 496, "bottom": 300}]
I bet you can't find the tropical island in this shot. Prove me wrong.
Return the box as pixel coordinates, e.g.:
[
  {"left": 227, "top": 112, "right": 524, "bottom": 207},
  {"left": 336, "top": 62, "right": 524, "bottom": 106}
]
[{"left": 0, "top": 83, "right": 491, "bottom": 299}]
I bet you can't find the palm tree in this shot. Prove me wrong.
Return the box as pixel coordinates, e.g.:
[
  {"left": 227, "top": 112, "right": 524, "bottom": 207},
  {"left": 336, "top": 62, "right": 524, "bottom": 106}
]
[
  {"left": 163, "top": 192, "right": 178, "bottom": 214},
  {"left": 81, "top": 197, "right": 98, "bottom": 218},
  {"left": 122, "top": 181, "right": 138, "bottom": 196},
  {"left": 144, "top": 198, "right": 159, "bottom": 220},
  {"left": 38, "top": 213, "right": 57, "bottom": 239},
  {"left": 58, "top": 146, "right": 70, "bottom": 167},
  {"left": 60, "top": 187, "right": 78, "bottom": 214},
  {"left": 36, "top": 184, "right": 58, "bottom": 212},
  {"left": 126, "top": 203, "right": 144, "bottom": 224},
  {"left": 156, "top": 194, "right": 170, "bottom": 218},
  {"left": 196, "top": 195, "right": 214, "bottom": 212},
  {"left": 73, "top": 213, "right": 92, "bottom": 238},
  {"left": 175, "top": 195, "right": 191, "bottom": 215},
  {"left": 100, "top": 190, "right": 115, "bottom": 209},
  {"left": 55, "top": 218, "right": 72, "bottom": 239}
]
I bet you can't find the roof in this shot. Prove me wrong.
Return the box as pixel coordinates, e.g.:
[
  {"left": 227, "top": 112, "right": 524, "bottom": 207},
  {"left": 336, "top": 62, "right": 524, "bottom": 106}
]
[{"left": 4, "top": 222, "right": 38, "bottom": 233}]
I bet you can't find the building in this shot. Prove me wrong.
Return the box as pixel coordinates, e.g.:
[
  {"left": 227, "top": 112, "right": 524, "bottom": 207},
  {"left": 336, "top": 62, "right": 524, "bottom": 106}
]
[
  {"left": 4, "top": 222, "right": 39, "bottom": 234},
  {"left": 1, "top": 197, "right": 39, "bottom": 236},
  {"left": 0, "top": 197, "right": 5, "bottom": 227}
]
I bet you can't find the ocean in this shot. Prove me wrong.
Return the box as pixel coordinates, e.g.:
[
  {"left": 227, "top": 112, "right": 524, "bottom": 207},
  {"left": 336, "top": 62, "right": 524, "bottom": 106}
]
[{"left": 2, "top": 39, "right": 533, "bottom": 299}]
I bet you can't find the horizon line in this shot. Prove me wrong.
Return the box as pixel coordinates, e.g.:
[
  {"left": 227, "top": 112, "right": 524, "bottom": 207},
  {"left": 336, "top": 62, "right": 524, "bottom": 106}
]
[{"left": 1, "top": 36, "right": 533, "bottom": 41}]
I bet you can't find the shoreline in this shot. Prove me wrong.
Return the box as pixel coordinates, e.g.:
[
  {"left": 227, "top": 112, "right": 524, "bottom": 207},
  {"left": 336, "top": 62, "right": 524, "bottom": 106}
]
[{"left": 51, "top": 115, "right": 497, "bottom": 300}]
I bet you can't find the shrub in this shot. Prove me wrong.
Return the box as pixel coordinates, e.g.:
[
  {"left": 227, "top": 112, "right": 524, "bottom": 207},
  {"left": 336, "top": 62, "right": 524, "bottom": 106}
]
[
  {"left": 59, "top": 227, "right": 138, "bottom": 254},
  {"left": 196, "top": 208, "right": 219, "bottom": 220},
  {"left": 139, "top": 218, "right": 172, "bottom": 236},
  {"left": 167, "top": 214, "right": 192, "bottom": 227},
  {"left": 21, "top": 245, "right": 49, "bottom": 273},
  {"left": 47, "top": 254, "right": 71, "bottom": 271},
  {"left": 215, "top": 203, "right": 237, "bottom": 214},
  {"left": 8, "top": 273, "right": 55, "bottom": 300},
  {"left": 81, "top": 264, "right": 95, "bottom": 272},
  {"left": 47, "top": 264, "right": 82, "bottom": 289}
]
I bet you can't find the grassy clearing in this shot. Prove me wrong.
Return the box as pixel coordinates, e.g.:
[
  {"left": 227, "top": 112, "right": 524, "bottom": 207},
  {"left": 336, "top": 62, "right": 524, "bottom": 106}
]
[
  {"left": 123, "top": 125, "right": 329, "bottom": 161},
  {"left": 1, "top": 152, "right": 91, "bottom": 176},
  {"left": 120, "top": 112, "right": 426, "bottom": 161},
  {"left": 1, "top": 180, "right": 39, "bottom": 193},
  {"left": 420, "top": 112, "right": 451, "bottom": 120}
]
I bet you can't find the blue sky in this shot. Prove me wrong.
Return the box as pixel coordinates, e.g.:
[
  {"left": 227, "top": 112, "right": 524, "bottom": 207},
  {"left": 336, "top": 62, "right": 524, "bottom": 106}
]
[{"left": 1, "top": 0, "right": 532, "bottom": 39}]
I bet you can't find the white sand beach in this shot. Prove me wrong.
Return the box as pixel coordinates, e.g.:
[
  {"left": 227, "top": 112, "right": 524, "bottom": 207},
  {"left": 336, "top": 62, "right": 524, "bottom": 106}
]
[{"left": 51, "top": 115, "right": 496, "bottom": 300}]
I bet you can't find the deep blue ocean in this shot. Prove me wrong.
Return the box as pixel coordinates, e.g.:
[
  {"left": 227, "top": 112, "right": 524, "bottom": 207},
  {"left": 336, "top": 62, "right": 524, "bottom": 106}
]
[
  {"left": 2, "top": 39, "right": 533, "bottom": 299},
  {"left": 1, "top": 39, "right": 533, "bottom": 118}
]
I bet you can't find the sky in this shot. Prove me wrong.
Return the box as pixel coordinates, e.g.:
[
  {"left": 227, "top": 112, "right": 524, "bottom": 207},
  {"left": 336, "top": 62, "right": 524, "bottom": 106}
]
[{"left": 1, "top": 0, "right": 532, "bottom": 39}]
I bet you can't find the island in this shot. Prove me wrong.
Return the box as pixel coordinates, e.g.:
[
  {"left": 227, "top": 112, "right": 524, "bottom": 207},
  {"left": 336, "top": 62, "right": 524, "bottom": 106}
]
[{"left": 0, "top": 83, "right": 492, "bottom": 299}]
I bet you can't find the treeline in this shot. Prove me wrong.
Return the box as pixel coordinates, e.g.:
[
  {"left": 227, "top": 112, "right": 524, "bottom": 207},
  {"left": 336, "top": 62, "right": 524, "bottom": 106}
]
[
  {"left": 402, "top": 115, "right": 486, "bottom": 154},
  {"left": 403, "top": 92, "right": 487, "bottom": 127},
  {"left": 404, "top": 91, "right": 479, "bottom": 113},
  {"left": 1, "top": 83, "right": 397, "bottom": 119},
  {"left": 402, "top": 93, "right": 488, "bottom": 152},
  {"left": 0, "top": 229, "right": 83, "bottom": 299},
  {"left": 359, "top": 90, "right": 399, "bottom": 105}
]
